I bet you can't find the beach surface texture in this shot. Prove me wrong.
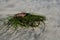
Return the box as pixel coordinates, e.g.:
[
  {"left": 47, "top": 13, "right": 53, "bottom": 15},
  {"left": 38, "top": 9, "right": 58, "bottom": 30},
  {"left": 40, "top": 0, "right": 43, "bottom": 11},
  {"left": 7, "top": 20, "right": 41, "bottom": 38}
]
[{"left": 0, "top": 0, "right": 60, "bottom": 40}]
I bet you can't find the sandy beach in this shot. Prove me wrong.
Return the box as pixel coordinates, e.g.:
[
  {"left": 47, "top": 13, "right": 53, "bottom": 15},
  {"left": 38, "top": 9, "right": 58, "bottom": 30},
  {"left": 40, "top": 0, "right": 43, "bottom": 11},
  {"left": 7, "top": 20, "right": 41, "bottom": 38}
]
[{"left": 0, "top": 0, "right": 60, "bottom": 40}]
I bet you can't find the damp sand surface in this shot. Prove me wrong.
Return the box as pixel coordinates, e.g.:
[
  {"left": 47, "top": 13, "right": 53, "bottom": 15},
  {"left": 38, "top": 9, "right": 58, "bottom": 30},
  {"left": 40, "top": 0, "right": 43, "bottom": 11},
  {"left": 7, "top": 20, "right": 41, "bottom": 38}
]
[{"left": 0, "top": 0, "right": 60, "bottom": 40}]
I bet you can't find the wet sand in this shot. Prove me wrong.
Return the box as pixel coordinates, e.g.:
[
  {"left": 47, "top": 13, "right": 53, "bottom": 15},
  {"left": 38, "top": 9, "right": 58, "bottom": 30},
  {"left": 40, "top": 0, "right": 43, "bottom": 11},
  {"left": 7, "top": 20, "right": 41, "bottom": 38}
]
[{"left": 0, "top": 0, "right": 60, "bottom": 40}]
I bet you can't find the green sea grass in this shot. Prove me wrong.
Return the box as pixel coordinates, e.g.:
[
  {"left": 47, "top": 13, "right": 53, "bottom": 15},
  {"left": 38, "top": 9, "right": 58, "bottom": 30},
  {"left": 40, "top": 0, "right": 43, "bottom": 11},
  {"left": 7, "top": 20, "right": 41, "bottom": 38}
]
[{"left": 0, "top": 13, "right": 46, "bottom": 29}]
